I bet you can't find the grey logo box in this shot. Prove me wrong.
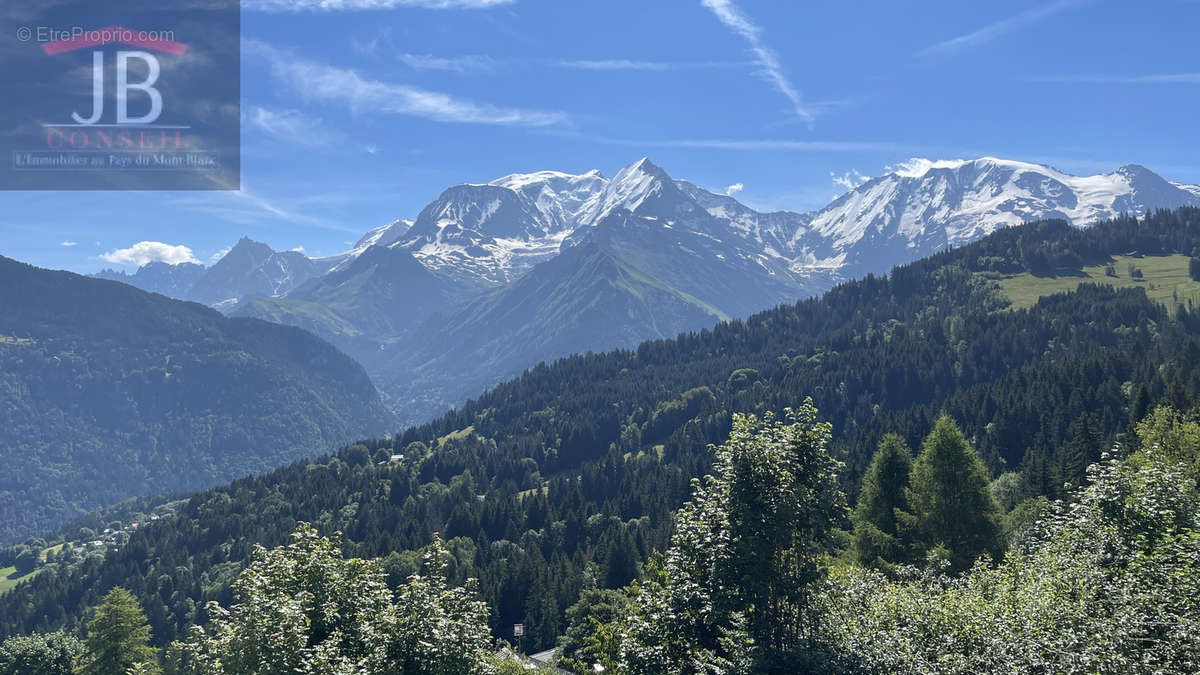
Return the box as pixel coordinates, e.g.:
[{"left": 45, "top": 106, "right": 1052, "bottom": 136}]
[{"left": 1, "top": 0, "right": 240, "bottom": 190}]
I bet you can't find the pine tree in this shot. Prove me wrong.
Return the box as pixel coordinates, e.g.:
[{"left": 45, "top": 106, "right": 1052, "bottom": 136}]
[
  {"left": 908, "top": 415, "right": 1003, "bottom": 571},
  {"left": 851, "top": 434, "right": 916, "bottom": 568},
  {"left": 1190, "top": 256, "right": 1200, "bottom": 282},
  {"left": 1055, "top": 413, "right": 1103, "bottom": 495},
  {"left": 78, "top": 587, "right": 159, "bottom": 675}
]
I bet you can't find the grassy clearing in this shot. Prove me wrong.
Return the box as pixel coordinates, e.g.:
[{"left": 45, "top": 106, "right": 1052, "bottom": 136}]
[
  {"left": 997, "top": 254, "right": 1200, "bottom": 313},
  {"left": 436, "top": 426, "right": 476, "bottom": 447},
  {"left": 0, "top": 565, "right": 41, "bottom": 595}
]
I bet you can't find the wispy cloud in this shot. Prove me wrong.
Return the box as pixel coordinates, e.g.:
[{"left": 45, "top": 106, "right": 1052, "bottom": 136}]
[
  {"left": 604, "top": 137, "right": 922, "bottom": 153},
  {"left": 556, "top": 59, "right": 742, "bottom": 71},
  {"left": 1033, "top": 72, "right": 1200, "bottom": 84},
  {"left": 246, "top": 106, "right": 339, "bottom": 147},
  {"left": 169, "top": 183, "right": 360, "bottom": 233},
  {"left": 399, "top": 53, "right": 497, "bottom": 72},
  {"left": 101, "top": 242, "right": 200, "bottom": 266},
  {"left": 243, "top": 0, "right": 514, "bottom": 11},
  {"left": 246, "top": 40, "right": 568, "bottom": 127},
  {"left": 391, "top": 53, "right": 741, "bottom": 73},
  {"left": 830, "top": 169, "right": 870, "bottom": 194},
  {"left": 60, "top": 241, "right": 77, "bottom": 247},
  {"left": 916, "top": 0, "right": 1086, "bottom": 60},
  {"left": 724, "top": 182, "right": 744, "bottom": 196},
  {"left": 700, "top": 0, "right": 812, "bottom": 123}
]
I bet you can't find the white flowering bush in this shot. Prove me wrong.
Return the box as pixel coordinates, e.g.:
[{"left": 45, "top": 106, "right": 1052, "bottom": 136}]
[{"left": 170, "top": 524, "right": 493, "bottom": 674}]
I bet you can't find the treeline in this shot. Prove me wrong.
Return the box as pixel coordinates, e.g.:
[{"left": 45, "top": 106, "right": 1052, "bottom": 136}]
[{"left": 1, "top": 210, "right": 1200, "bottom": 654}]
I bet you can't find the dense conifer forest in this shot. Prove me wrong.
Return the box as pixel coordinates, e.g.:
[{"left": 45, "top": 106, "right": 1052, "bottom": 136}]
[{"left": 3, "top": 209, "right": 1200, "bottom": 672}]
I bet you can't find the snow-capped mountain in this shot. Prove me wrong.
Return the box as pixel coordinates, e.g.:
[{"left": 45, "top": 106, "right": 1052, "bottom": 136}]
[
  {"left": 387, "top": 156, "right": 1200, "bottom": 292},
  {"left": 796, "top": 158, "right": 1200, "bottom": 277},
  {"left": 97, "top": 156, "right": 1200, "bottom": 316}
]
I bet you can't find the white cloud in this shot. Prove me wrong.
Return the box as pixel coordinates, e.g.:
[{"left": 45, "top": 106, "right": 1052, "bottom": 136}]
[
  {"left": 245, "top": 40, "right": 568, "bottom": 127},
  {"left": 830, "top": 169, "right": 870, "bottom": 193},
  {"left": 608, "top": 137, "right": 921, "bottom": 153},
  {"left": 700, "top": 0, "right": 812, "bottom": 123},
  {"left": 246, "top": 106, "right": 338, "bottom": 147},
  {"left": 886, "top": 158, "right": 971, "bottom": 178},
  {"left": 1034, "top": 72, "right": 1200, "bottom": 85},
  {"left": 916, "top": 0, "right": 1085, "bottom": 60},
  {"left": 291, "top": 246, "right": 306, "bottom": 253},
  {"left": 101, "top": 242, "right": 200, "bottom": 266},
  {"left": 557, "top": 59, "right": 673, "bottom": 71},
  {"left": 724, "top": 182, "right": 744, "bottom": 196},
  {"left": 209, "top": 247, "right": 231, "bottom": 263},
  {"left": 243, "top": 0, "right": 513, "bottom": 11},
  {"left": 60, "top": 241, "right": 77, "bottom": 247},
  {"left": 399, "top": 53, "right": 496, "bottom": 72}
]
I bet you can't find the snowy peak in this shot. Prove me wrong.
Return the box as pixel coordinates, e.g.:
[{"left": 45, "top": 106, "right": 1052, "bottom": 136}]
[
  {"left": 803, "top": 157, "right": 1200, "bottom": 276},
  {"left": 576, "top": 157, "right": 695, "bottom": 225},
  {"left": 354, "top": 219, "right": 412, "bottom": 251},
  {"left": 488, "top": 169, "right": 607, "bottom": 230}
]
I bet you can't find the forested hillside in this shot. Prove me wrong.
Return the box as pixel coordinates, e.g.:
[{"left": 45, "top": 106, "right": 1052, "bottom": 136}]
[
  {"left": 3, "top": 209, "right": 1200, "bottom": 657},
  {"left": 0, "top": 258, "right": 393, "bottom": 544}
]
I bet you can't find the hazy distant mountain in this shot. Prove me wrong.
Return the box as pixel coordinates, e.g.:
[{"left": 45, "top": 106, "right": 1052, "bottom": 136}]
[
  {"left": 235, "top": 243, "right": 461, "bottom": 361},
  {"left": 186, "top": 237, "right": 330, "bottom": 309},
  {"left": 94, "top": 261, "right": 207, "bottom": 297},
  {"left": 380, "top": 241, "right": 726, "bottom": 419}
]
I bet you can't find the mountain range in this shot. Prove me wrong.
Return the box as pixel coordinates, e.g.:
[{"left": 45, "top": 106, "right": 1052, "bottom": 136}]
[{"left": 94, "top": 157, "right": 1200, "bottom": 423}]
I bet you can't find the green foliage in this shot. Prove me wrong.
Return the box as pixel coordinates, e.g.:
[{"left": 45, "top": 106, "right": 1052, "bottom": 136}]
[
  {"left": 907, "top": 416, "right": 1003, "bottom": 571},
  {"left": 851, "top": 434, "right": 916, "bottom": 568},
  {"left": 988, "top": 471, "right": 1023, "bottom": 512},
  {"left": 616, "top": 402, "right": 844, "bottom": 672},
  {"left": 171, "top": 524, "right": 492, "bottom": 675},
  {"left": 1191, "top": 256, "right": 1200, "bottom": 282},
  {"left": 0, "top": 631, "right": 80, "bottom": 675},
  {"left": 819, "top": 429, "right": 1200, "bottom": 673},
  {"left": 1134, "top": 405, "right": 1200, "bottom": 480},
  {"left": 78, "top": 587, "right": 158, "bottom": 675}
]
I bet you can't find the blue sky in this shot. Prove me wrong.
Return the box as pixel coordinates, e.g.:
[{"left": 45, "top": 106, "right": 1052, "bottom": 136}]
[{"left": 5, "top": 0, "right": 1200, "bottom": 272}]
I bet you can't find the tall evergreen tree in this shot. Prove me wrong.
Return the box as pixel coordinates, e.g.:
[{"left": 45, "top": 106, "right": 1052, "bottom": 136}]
[
  {"left": 618, "top": 402, "right": 845, "bottom": 672},
  {"left": 1190, "top": 256, "right": 1200, "bottom": 282},
  {"left": 907, "top": 416, "right": 1003, "bottom": 571},
  {"left": 1055, "top": 413, "right": 1104, "bottom": 495},
  {"left": 78, "top": 588, "right": 158, "bottom": 675},
  {"left": 851, "top": 434, "right": 916, "bottom": 568}
]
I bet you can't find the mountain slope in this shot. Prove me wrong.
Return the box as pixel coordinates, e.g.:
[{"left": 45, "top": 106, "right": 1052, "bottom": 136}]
[
  {"left": 0, "top": 256, "right": 393, "bottom": 544},
  {"left": 235, "top": 244, "right": 461, "bottom": 361},
  {"left": 5, "top": 209, "right": 1200, "bottom": 648},
  {"left": 381, "top": 241, "right": 726, "bottom": 420}
]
